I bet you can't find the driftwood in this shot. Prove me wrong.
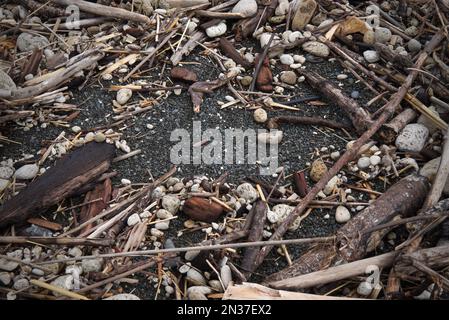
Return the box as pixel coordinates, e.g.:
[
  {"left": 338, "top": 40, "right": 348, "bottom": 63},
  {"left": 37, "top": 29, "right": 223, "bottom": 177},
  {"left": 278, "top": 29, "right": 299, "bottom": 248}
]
[
  {"left": 219, "top": 37, "right": 251, "bottom": 68},
  {"left": 171, "top": 31, "right": 207, "bottom": 66},
  {"left": 0, "top": 49, "right": 104, "bottom": 101},
  {"left": 234, "top": 0, "right": 278, "bottom": 41},
  {"left": 0, "top": 142, "right": 115, "bottom": 229},
  {"left": 265, "top": 175, "right": 429, "bottom": 282},
  {"left": 268, "top": 251, "right": 399, "bottom": 290},
  {"left": 189, "top": 78, "right": 230, "bottom": 113},
  {"left": 375, "top": 43, "right": 413, "bottom": 69},
  {"left": 378, "top": 108, "right": 418, "bottom": 144},
  {"left": 250, "top": 28, "right": 446, "bottom": 279},
  {"left": 267, "top": 115, "right": 350, "bottom": 130},
  {"left": 396, "top": 244, "right": 449, "bottom": 274},
  {"left": 298, "top": 70, "right": 373, "bottom": 135},
  {"left": 223, "top": 282, "right": 362, "bottom": 300},
  {"left": 52, "top": 0, "right": 152, "bottom": 25},
  {"left": 0, "top": 236, "right": 113, "bottom": 246},
  {"left": 293, "top": 171, "right": 308, "bottom": 198},
  {"left": 79, "top": 178, "right": 112, "bottom": 234},
  {"left": 241, "top": 200, "right": 267, "bottom": 278},
  {"left": 268, "top": 243, "right": 449, "bottom": 291},
  {"left": 395, "top": 126, "right": 449, "bottom": 252}
]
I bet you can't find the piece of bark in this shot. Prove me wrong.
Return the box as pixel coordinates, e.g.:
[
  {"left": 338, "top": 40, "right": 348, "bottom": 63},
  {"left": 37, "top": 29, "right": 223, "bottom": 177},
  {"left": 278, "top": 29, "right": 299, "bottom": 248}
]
[
  {"left": 254, "top": 55, "right": 273, "bottom": 92},
  {"left": 338, "top": 175, "right": 429, "bottom": 261},
  {"left": 298, "top": 70, "right": 373, "bottom": 135},
  {"left": 241, "top": 200, "right": 267, "bottom": 278},
  {"left": 79, "top": 178, "right": 112, "bottom": 234},
  {"left": 183, "top": 197, "right": 224, "bottom": 223},
  {"left": 377, "top": 108, "right": 418, "bottom": 144},
  {"left": 170, "top": 67, "right": 198, "bottom": 83},
  {"left": 223, "top": 282, "right": 362, "bottom": 300},
  {"left": 188, "top": 78, "right": 229, "bottom": 113},
  {"left": 20, "top": 48, "right": 42, "bottom": 84},
  {"left": 219, "top": 37, "right": 251, "bottom": 68},
  {"left": 397, "top": 244, "right": 449, "bottom": 273},
  {"left": 265, "top": 175, "right": 429, "bottom": 283},
  {"left": 26, "top": 217, "right": 62, "bottom": 231},
  {"left": 0, "top": 142, "right": 115, "bottom": 229},
  {"left": 52, "top": 0, "right": 152, "bottom": 24},
  {"left": 293, "top": 171, "right": 308, "bottom": 198}
]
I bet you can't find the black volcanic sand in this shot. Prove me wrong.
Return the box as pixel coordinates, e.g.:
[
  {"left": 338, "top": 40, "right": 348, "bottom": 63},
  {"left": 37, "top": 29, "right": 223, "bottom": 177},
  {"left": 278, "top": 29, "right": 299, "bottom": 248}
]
[{"left": 0, "top": 44, "right": 380, "bottom": 299}]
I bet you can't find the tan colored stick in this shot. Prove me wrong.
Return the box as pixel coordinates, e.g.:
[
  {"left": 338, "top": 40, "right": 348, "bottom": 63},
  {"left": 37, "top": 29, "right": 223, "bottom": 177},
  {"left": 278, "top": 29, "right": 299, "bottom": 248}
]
[
  {"left": 223, "top": 283, "right": 363, "bottom": 300},
  {"left": 30, "top": 279, "right": 90, "bottom": 300},
  {"left": 268, "top": 251, "right": 399, "bottom": 290}
]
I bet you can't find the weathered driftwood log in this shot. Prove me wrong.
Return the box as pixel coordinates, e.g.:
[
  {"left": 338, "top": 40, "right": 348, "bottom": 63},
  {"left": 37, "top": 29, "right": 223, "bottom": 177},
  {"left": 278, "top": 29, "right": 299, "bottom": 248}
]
[
  {"left": 241, "top": 200, "right": 267, "bottom": 278},
  {"left": 0, "top": 142, "right": 115, "bottom": 229},
  {"left": 265, "top": 175, "right": 429, "bottom": 283},
  {"left": 268, "top": 251, "right": 399, "bottom": 290},
  {"left": 377, "top": 108, "right": 417, "bottom": 144},
  {"left": 298, "top": 70, "right": 373, "bottom": 135},
  {"left": 52, "top": 0, "right": 152, "bottom": 24},
  {"left": 223, "top": 282, "right": 362, "bottom": 300}
]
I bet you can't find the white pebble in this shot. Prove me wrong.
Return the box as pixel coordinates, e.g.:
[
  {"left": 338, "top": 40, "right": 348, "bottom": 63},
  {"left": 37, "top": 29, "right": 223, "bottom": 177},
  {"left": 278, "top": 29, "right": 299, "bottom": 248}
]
[{"left": 335, "top": 205, "right": 351, "bottom": 223}]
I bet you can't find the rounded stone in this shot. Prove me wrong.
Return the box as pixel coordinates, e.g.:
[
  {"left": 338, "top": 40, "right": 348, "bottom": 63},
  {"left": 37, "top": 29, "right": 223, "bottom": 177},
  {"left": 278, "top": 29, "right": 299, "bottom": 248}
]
[
  {"left": 310, "top": 159, "right": 327, "bottom": 182},
  {"left": 374, "top": 27, "right": 392, "bottom": 43},
  {"left": 279, "top": 54, "right": 294, "bottom": 65},
  {"left": 335, "top": 205, "right": 351, "bottom": 223},
  {"left": 369, "top": 155, "right": 381, "bottom": 166},
  {"left": 357, "top": 281, "right": 373, "bottom": 296},
  {"left": 407, "top": 39, "right": 422, "bottom": 52},
  {"left": 280, "top": 71, "right": 297, "bottom": 85},
  {"left": 302, "top": 41, "right": 330, "bottom": 57},
  {"left": 253, "top": 108, "right": 268, "bottom": 123},
  {"left": 363, "top": 50, "right": 379, "bottom": 63},
  {"left": 162, "top": 195, "right": 181, "bottom": 214},
  {"left": 395, "top": 123, "right": 429, "bottom": 152},
  {"left": 232, "top": 0, "right": 258, "bottom": 18},
  {"left": 236, "top": 183, "right": 258, "bottom": 203},
  {"left": 116, "top": 88, "right": 132, "bottom": 105},
  {"left": 357, "top": 157, "right": 371, "bottom": 170},
  {"left": 14, "top": 164, "right": 39, "bottom": 180}
]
